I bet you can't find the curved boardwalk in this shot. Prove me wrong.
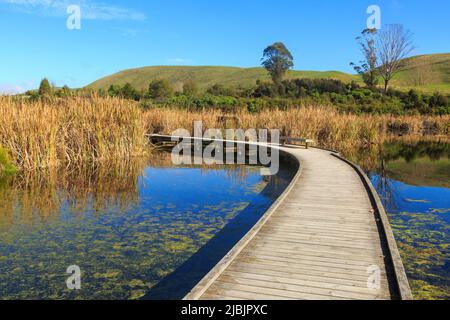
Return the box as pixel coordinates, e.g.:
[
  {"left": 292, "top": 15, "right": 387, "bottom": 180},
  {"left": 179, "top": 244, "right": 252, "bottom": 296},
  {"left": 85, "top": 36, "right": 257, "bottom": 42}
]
[{"left": 184, "top": 147, "right": 411, "bottom": 300}]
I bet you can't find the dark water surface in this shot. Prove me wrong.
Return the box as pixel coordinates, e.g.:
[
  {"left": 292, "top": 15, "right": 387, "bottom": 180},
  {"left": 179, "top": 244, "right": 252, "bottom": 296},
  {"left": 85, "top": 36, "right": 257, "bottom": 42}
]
[
  {"left": 0, "top": 152, "right": 294, "bottom": 300},
  {"left": 346, "top": 140, "right": 449, "bottom": 300}
]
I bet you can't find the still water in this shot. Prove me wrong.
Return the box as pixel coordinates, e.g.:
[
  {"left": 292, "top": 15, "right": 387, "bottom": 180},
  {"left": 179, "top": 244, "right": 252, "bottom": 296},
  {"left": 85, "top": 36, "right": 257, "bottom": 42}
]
[
  {"left": 0, "top": 152, "right": 294, "bottom": 300},
  {"left": 1, "top": 141, "right": 448, "bottom": 300},
  {"left": 347, "top": 140, "right": 449, "bottom": 300}
]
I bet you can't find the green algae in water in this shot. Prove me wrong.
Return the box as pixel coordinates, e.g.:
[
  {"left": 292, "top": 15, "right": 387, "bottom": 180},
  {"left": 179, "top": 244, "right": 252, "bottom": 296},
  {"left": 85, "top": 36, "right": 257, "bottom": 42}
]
[
  {"left": 0, "top": 154, "right": 291, "bottom": 299},
  {"left": 0, "top": 146, "right": 16, "bottom": 178},
  {"left": 364, "top": 140, "right": 450, "bottom": 300}
]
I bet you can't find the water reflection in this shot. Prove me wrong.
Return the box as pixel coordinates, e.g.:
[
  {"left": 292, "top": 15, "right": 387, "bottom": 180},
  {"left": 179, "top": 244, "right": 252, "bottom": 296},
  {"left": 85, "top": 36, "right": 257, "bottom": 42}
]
[
  {"left": 344, "top": 139, "right": 450, "bottom": 300},
  {"left": 0, "top": 151, "right": 293, "bottom": 300},
  {"left": 0, "top": 160, "right": 143, "bottom": 231}
]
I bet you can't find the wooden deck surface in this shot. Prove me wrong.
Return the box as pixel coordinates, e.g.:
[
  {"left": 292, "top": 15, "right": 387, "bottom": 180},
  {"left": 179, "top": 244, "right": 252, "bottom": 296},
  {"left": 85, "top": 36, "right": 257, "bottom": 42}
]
[{"left": 184, "top": 147, "right": 408, "bottom": 300}]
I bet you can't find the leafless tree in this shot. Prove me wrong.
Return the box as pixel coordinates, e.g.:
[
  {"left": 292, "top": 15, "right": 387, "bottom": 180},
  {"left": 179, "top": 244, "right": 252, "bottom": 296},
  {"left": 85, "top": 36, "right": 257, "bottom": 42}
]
[{"left": 376, "top": 24, "right": 415, "bottom": 92}]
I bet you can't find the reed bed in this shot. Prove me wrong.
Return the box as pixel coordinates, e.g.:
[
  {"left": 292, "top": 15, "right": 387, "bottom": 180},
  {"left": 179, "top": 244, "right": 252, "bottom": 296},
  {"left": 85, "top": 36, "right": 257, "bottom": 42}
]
[
  {"left": 0, "top": 96, "right": 147, "bottom": 170},
  {"left": 1, "top": 96, "right": 449, "bottom": 171},
  {"left": 144, "top": 107, "right": 450, "bottom": 153}
]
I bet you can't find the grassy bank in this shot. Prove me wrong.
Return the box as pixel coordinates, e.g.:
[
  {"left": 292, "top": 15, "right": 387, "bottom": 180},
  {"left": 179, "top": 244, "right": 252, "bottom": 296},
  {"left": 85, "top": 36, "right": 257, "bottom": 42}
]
[{"left": 1, "top": 96, "right": 449, "bottom": 170}]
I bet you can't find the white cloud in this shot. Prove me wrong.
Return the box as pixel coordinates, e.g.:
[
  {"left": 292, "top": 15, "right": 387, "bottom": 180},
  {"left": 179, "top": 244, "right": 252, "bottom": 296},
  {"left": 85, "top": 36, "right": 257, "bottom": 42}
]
[
  {"left": 0, "top": 83, "right": 27, "bottom": 95},
  {"left": 167, "top": 58, "right": 192, "bottom": 65},
  {"left": 0, "top": 0, "right": 146, "bottom": 21}
]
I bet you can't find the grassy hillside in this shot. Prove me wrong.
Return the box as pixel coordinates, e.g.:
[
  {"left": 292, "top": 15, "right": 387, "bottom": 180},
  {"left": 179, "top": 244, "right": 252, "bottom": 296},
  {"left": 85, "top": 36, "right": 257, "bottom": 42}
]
[
  {"left": 87, "top": 54, "right": 450, "bottom": 94},
  {"left": 391, "top": 53, "right": 450, "bottom": 93},
  {"left": 87, "top": 66, "right": 359, "bottom": 91}
]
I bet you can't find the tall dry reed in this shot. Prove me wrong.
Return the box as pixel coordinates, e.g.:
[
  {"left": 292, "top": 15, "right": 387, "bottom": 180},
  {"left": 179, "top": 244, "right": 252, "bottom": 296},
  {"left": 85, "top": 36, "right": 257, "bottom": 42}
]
[
  {"left": 144, "top": 107, "right": 450, "bottom": 153},
  {"left": 1, "top": 96, "right": 449, "bottom": 170},
  {"left": 0, "top": 96, "right": 147, "bottom": 170}
]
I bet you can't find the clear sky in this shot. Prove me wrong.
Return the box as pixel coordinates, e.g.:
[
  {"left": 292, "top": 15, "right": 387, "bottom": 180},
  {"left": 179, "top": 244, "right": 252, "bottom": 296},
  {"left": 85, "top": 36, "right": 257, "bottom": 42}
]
[{"left": 0, "top": 0, "right": 449, "bottom": 93}]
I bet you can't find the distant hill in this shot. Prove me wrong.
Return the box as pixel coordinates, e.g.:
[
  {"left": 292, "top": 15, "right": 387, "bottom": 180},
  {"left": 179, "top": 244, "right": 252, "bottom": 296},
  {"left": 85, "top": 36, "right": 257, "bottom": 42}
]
[
  {"left": 87, "top": 66, "right": 358, "bottom": 92},
  {"left": 87, "top": 54, "right": 450, "bottom": 94}
]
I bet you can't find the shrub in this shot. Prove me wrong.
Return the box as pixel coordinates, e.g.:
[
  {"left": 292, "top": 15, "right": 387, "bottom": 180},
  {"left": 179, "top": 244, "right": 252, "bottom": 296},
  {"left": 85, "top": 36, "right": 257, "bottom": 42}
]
[
  {"left": 0, "top": 146, "right": 16, "bottom": 176},
  {"left": 148, "top": 79, "right": 174, "bottom": 100}
]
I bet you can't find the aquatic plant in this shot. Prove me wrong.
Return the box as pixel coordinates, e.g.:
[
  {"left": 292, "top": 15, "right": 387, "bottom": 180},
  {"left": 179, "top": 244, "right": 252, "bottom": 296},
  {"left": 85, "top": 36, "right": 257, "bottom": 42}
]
[
  {"left": 0, "top": 96, "right": 148, "bottom": 170},
  {"left": 0, "top": 145, "right": 16, "bottom": 177}
]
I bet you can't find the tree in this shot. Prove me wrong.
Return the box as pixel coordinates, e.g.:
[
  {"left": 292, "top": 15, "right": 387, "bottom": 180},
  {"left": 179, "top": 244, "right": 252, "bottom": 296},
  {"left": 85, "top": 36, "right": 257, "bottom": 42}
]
[
  {"left": 376, "top": 24, "right": 414, "bottom": 92},
  {"left": 350, "top": 29, "right": 379, "bottom": 89},
  {"left": 148, "top": 79, "right": 174, "bottom": 100},
  {"left": 108, "top": 84, "right": 121, "bottom": 97},
  {"left": 120, "top": 83, "right": 139, "bottom": 100},
  {"left": 56, "top": 85, "right": 71, "bottom": 97},
  {"left": 38, "top": 78, "right": 52, "bottom": 96},
  {"left": 206, "top": 83, "right": 233, "bottom": 96},
  {"left": 261, "top": 42, "right": 294, "bottom": 84},
  {"left": 183, "top": 80, "right": 198, "bottom": 96}
]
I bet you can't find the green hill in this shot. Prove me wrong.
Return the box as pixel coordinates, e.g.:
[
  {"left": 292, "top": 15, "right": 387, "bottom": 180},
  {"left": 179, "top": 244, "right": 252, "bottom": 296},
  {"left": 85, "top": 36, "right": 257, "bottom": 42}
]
[
  {"left": 87, "top": 54, "right": 450, "bottom": 94},
  {"left": 87, "top": 66, "right": 359, "bottom": 92},
  {"left": 391, "top": 53, "right": 450, "bottom": 93}
]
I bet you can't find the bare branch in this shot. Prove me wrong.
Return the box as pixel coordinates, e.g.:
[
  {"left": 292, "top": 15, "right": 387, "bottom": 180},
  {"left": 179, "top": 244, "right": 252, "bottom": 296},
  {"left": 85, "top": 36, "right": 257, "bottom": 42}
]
[{"left": 376, "top": 24, "right": 415, "bottom": 92}]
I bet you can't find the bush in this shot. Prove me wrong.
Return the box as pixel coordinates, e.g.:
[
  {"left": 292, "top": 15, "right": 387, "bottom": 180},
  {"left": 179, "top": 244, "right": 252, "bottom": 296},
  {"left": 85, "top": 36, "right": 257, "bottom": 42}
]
[
  {"left": 148, "top": 79, "right": 174, "bottom": 100},
  {"left": 98, "top": 78, "right": 450, "bottom": 115},
  {"left": 183, "top": 81, "right": 199, "bottom": 96},
  {"left": 0, "top": 146, "right": 16, "bottom": 177}
]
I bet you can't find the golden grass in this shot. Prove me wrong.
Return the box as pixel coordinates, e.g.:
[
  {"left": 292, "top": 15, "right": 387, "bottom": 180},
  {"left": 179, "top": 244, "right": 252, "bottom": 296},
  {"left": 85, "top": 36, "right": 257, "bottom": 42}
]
[
  {"left": 0, "top": 96, "right": 147, "bottom": 170},
  {"left": 1, "top": 96, "right": 449, "bottom": 171},
  {"left": 144, "top": 107, "right": 450, "bottom": 153}
]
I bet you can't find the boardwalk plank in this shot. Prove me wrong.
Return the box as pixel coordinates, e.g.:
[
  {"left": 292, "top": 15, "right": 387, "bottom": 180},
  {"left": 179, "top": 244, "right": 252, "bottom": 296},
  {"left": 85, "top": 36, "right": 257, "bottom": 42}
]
[{"left": 180, "top": 146, "right": 406, "bottom": 300}]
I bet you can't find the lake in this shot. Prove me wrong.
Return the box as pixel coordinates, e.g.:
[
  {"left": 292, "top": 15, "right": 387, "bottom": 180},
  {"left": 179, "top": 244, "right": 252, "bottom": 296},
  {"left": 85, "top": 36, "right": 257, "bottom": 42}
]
[
  {"left": 345, "top": 139, "right": 450, "bottom": 300},
  {"left": 0, "top": 152, "right": 294, "bottom": 300},
  {"left": 1, "top": 140, "right": 448, "bottom": 300}
]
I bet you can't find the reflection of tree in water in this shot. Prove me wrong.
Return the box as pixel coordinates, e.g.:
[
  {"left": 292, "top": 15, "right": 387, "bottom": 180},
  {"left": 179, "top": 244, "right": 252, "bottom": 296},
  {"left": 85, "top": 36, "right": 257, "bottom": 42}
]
[
  {"left": 382, "top": 140, "right": 450, "bottom": 163},
  {"left": 343, "top": 138, "right": 450, "bottom": 171},
  {"left": 0, "top": 159, "right": 146, "bottom": 230},
  {"left": 362, "top": 139, "right": 450, "bottom": 212},
  {"left": 370, "top": 161, "right": 400, "bottom": 213},
  {"left": 0, "top": 151, "right": 272, "bottom": 231}
]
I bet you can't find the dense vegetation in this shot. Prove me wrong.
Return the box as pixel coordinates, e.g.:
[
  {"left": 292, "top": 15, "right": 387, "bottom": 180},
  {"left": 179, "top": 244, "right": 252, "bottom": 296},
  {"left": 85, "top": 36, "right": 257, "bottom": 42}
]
[{"left": 102, "top": 77, "right": 449, "bottom": 115}]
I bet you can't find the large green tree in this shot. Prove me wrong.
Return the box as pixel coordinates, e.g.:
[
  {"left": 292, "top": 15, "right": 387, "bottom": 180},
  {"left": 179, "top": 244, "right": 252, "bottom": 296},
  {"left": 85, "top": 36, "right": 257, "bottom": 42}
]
[
  {"left": 261, "top": 42, "right": 294, "bottom": 84},
  {"left": 38, "top": 78, "right": 52, "bottom": 96}
]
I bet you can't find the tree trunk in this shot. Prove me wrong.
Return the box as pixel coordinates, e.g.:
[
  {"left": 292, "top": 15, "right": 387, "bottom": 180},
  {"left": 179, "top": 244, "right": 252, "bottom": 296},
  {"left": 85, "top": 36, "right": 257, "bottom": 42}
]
[{"left": 384, "top": 79, "right": 389, "bottom": 93}]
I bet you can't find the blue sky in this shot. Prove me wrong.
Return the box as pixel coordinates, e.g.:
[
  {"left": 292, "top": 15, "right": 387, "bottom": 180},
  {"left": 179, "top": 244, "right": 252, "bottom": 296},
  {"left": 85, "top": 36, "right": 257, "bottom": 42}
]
[{"left": 0, "top": 0, "right": 449, "bottom": 93}]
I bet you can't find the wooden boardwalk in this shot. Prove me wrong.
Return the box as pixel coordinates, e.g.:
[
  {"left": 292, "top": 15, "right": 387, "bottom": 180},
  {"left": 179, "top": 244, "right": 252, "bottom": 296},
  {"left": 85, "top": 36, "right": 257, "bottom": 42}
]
[{"left": 183, "top": 146, "right": 412, "bottom": 300}]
